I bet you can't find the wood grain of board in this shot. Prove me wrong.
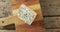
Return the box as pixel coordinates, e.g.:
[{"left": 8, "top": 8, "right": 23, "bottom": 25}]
[
  {"left": 0, "top": 16, "right": 25, "bottom": 26},
  {"left": 12, "top": 0, "right": 45, "bottom": 32},
  {"left": 12, "top": 0, "right": 43, "bottom": 25},
  {"left": 12, "top": 0, "right": 39, "bottom": 9}
]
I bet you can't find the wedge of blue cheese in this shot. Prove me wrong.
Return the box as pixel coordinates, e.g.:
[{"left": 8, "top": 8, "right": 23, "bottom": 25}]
[{"left": 18, "top": 4, "right": 37, "bottom": 25}]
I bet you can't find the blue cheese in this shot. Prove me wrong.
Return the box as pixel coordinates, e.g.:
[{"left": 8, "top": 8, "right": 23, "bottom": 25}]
[{"left": 18, "top": 4, "right": 37, "bottom": 25}]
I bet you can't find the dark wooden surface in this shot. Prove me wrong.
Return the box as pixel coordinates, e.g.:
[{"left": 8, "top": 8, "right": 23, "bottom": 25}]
[{"left": 40, "top": 0, "right": 60, "bottom": 32}]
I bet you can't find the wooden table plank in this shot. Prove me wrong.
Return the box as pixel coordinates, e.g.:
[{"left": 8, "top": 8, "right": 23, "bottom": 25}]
[
  {"left": 40, "top": 0, "right": 60, "bottom": 32},
  {"left": 46, "top": 29, "right": 60, "bottom": 32},
  {"left": 44, "top": 17, "right": 60, "bottom": 28},
  {"left": 40, "top": 0, "right": 60, "bottom": 16}
]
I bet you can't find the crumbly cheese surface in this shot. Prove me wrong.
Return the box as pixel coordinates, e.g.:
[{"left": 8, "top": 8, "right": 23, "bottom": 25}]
[{"left": 18, "top": 4, "right": 37, "bottom": 25}]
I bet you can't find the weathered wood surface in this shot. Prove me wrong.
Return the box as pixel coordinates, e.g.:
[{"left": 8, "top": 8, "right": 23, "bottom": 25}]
[
  {"left": 44, "top": 17, "right": 60, "bottom": 28},
  {"left": 46, "top": 29, "right": 60, "bottom": 32},
  {"left": 40, "top": 0, "right": 60, "bottom": 32},
  {"left": 40, "top": 0, "right": 60, "bottom": 16},
  {"left": 0, "top": 0, "right": 12, "bottom": 18}
]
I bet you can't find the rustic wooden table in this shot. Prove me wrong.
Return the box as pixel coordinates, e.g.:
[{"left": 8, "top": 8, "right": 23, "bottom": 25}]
[
  {"left": 1, "top": 0, "right": 60, "bottom": 32},
  {"left": 3, "top": 0, "right": 60, "bottom": 32},
  {"left": 40, "top": 0, "right": 60, "bottom": 32}
]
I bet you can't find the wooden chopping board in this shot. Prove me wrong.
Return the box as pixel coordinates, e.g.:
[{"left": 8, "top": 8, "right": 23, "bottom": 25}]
[{"left": 12, "top": 0, "right": 45, "bottom": 32}]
